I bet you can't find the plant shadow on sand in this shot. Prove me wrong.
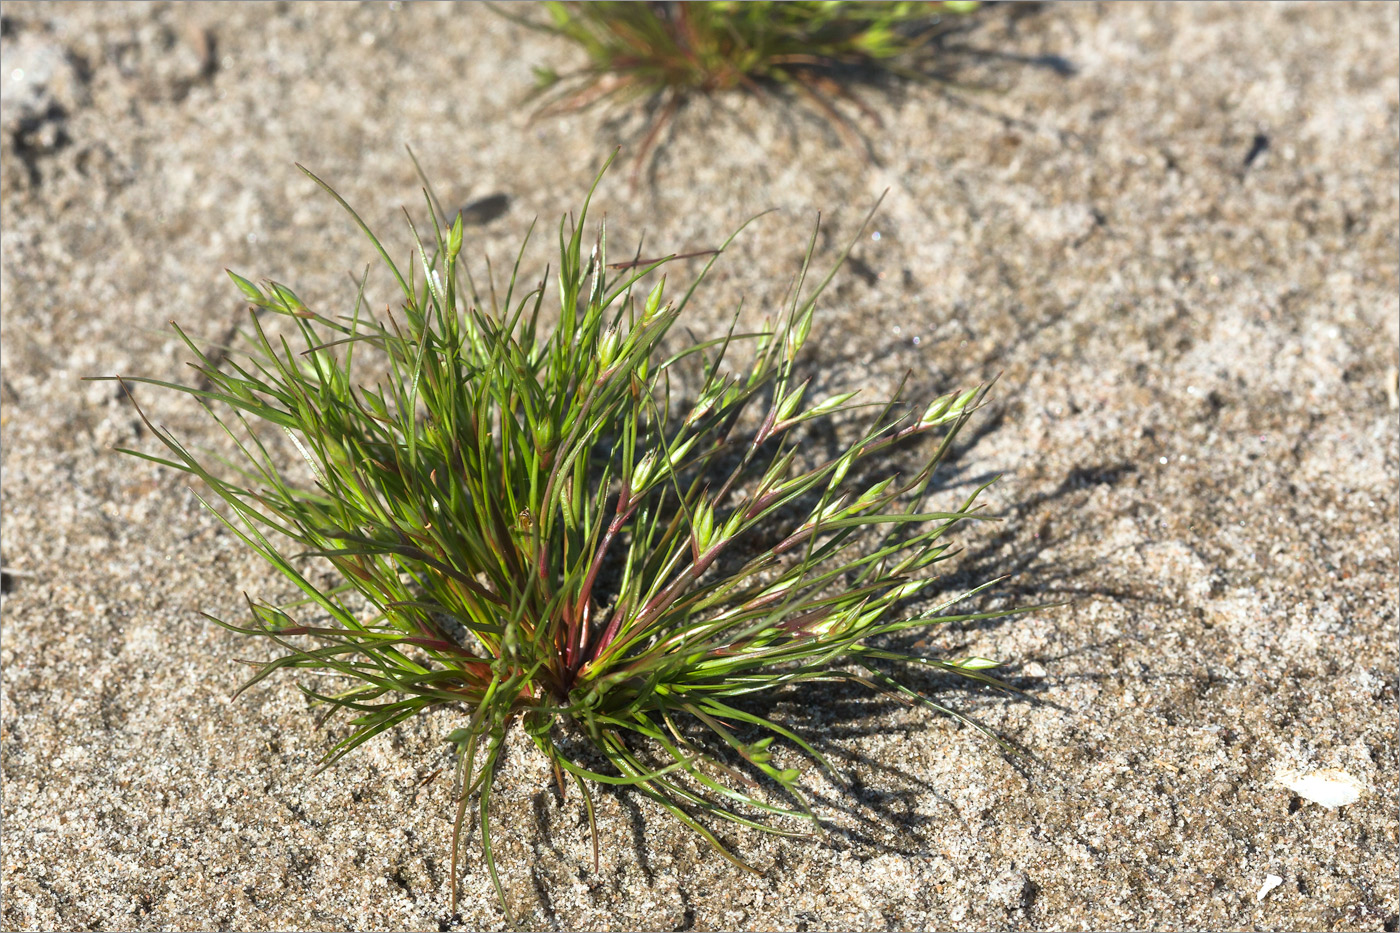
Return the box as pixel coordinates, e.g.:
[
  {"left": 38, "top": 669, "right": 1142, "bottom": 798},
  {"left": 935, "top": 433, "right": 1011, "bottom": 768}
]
[
  {"left": 415, "top": 356, "right": 1179, "bottom": 927},
  {"left": 468, "top": 377, "right": 1154, "bottom": 927}
]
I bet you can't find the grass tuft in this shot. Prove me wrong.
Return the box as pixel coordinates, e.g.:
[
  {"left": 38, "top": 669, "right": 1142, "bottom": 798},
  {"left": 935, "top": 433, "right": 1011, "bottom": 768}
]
[
  {"left": 508, "top": 1, "right": 982, "bottom": 178},
  {"left": 98, "top": 152, "right": 1028, "bottom": 922}
]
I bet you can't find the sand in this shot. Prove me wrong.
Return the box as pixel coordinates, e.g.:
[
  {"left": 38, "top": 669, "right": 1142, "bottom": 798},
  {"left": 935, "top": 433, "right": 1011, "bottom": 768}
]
[{"left": 2, "top": 2, "right": 1396, "bottom": 930}]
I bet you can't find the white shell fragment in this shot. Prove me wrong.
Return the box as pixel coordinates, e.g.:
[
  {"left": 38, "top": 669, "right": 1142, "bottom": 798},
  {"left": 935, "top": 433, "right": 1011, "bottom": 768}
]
[
  {"left": 1256, "top": 874, "right": 1284, "bottom": 902},
  {"left": 1277, "top": 768, "right": 1366, "bottom": 808}
]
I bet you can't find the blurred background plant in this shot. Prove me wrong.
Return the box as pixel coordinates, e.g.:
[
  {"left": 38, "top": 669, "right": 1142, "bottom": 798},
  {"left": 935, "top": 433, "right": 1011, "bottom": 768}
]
[{"left": 506, "top": 1, "right": 983, "bottom": 179}]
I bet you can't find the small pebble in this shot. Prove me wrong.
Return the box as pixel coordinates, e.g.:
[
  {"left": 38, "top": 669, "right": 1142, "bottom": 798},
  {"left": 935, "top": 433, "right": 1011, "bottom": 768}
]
[{"left": 1276, "top": 768, "right": 1365, "bottom": 808}]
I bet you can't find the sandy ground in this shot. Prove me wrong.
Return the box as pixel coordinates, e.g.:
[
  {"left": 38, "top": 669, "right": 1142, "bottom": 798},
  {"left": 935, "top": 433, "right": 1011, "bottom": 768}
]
[{"left": 1, "top": 2, "right": 1396, "bottom": 930}]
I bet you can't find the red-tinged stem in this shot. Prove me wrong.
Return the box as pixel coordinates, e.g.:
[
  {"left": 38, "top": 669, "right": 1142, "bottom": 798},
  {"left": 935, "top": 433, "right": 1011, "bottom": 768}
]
[
  {"left": 754, "top": 406, "right": 777, "bottom": 446},
  {"left": 773, "top": 524, "right": 815, "bottom": 555},
  {"left": 679, "top": 613, "right": 827, "bottom": 661},
  {"left": 775, "top": 607, "right": 832, "bottom": 633},
  {"left": 571, "top": 501, "right": 636, "bottom": 668},
  {"left": 586, "top": 591, "right": 633, "bottom": 666},
  {"left": 740, "top": 589, "right": 789, "bottom": 613},
  {"left": 536, "top": 525, "right": 550, "bottom": 585},
  {"left": 744, "top": 485, "right": 787, "bottom": 520},
  {"left": 560, "top": 600, "right": 578, "bottom": 670},
  {"left": 574, "top": 492, "right": 634, "bottom": 627},
  {"left": 611, "top": 537, "right": 728, "bottom": 648}
]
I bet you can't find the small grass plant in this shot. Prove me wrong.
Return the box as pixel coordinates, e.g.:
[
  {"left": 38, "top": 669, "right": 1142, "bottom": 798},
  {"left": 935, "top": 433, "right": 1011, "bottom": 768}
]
[
  {"left": 101, "top": 153, "right": 1025, "bottom": 921},
  {"left": 509, "top": 1, "right": 981, "bottom": 177}
]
